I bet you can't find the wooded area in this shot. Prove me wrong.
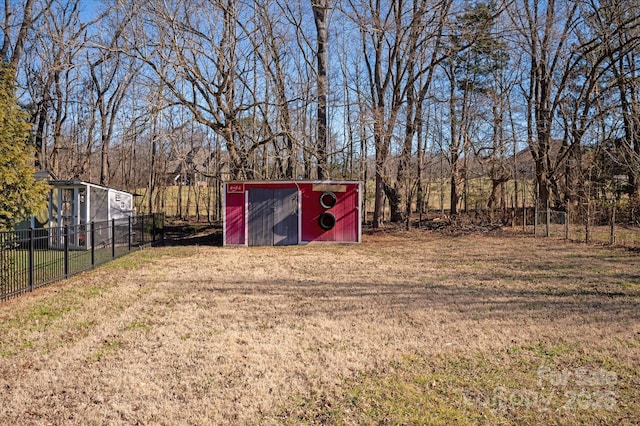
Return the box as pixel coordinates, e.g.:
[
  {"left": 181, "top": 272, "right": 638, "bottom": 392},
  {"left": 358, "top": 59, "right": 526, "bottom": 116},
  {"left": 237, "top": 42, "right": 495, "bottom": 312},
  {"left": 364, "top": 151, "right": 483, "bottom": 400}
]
[{"left": 3, "top": 0, "right": 640, "bottom": 226}]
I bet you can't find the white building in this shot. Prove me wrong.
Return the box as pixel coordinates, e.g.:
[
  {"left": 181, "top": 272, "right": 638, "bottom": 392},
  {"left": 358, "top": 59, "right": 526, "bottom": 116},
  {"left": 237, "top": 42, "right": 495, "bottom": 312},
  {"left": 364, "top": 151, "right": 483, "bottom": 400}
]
[{"left": 48, "top": 180, "right": 135, "bottom": 249}]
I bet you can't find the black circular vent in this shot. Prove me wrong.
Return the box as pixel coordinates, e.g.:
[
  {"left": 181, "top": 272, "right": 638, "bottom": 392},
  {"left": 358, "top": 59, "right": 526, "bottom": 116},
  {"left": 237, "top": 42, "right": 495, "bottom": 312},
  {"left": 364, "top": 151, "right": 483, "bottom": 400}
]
[{"left": 318, "top": 212, "right": 336, "bottom": 230}]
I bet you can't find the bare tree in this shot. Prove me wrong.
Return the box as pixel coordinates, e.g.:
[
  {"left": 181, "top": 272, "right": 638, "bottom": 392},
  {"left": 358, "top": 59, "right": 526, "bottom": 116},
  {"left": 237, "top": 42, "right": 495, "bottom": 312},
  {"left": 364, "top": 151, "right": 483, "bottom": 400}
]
[
  {"left": 345, "top": 0, "right": 453, "bottom": 226},
  {"left": 243, "top": 0, "right": 301, "bottom": 179},
  {"left": 507, "top": 0, "right": 582, "bottom": 210},
  {"left": 87, "top": 6, "right": 139, "bottom": 185},
  {"left": 24, "top": 0, "right": 96, "bottom": 175},
  {"left": 393, "top": 0, "right": 452, "bottom": 222},
  {"left": 588, "top": 0, "right": 640, "bottom": 198},
  {"left": 347, "top": 0, "right": 404, "bottom": 226},
  {"left": 3, "top": 0, "right": 63, "bottom": 173},
  {"left": 1, "top": 0, "right": 45, "bottom": 70},
  {"left": 124, "top": 0, "right": 274, "bottom": 179}
]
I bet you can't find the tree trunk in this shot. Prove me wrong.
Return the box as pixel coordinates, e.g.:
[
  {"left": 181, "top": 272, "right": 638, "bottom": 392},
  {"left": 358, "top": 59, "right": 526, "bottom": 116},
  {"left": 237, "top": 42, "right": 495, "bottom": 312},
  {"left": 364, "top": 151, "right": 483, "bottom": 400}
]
[
  {"left": 312, "top": 1, "right": 329, "bottom": 180},
  {"left": 1, "top": 0, "right": 36, "bottom": 69}
]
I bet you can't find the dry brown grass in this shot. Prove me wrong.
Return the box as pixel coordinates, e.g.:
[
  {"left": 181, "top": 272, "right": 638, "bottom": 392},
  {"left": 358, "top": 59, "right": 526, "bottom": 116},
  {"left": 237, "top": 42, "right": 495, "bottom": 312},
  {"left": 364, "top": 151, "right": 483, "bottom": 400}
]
[{"left": 0, "top": 230, "right": 639, "bottom": 424}]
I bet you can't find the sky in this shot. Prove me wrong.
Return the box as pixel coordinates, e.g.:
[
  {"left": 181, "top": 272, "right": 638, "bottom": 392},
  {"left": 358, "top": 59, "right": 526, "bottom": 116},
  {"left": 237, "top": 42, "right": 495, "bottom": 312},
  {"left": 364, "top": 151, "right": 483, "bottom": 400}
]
[{"left": 78, "top": 0, "right": 102, "bottom": 22}]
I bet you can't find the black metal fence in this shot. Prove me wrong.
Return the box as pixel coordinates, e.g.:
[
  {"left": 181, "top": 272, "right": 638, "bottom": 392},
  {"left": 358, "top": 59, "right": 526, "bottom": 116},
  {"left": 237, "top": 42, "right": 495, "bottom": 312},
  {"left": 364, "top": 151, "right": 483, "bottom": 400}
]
[{"left": 0, "top": 213, "right": 164, "bottom": 301}]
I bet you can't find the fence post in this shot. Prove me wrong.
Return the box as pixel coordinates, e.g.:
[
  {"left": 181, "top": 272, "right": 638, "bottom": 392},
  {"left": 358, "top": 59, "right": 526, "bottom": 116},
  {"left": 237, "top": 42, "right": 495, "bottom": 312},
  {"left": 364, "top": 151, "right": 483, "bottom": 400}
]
[
  {"left": 64, "top": 225, "right": 69, "bottom": 278},
  {"left": 564, "top": 211, "right": 569, "bottom": 240},
  {"left": 28, "top": 228, "right": 34, "bottom": 292},
  {"left": 545, "top": 201, "right": 550, "bottom": 238},
  {"left": 111, "top": 219, "right": 116, "bottom": 259},
  {"left": 610, "top": 205, "right": 616, "bottom": 245},
  {"left": 128, "top": 216, "right": 132, "bottom": 251},
  {"left": 91, "top": 222, "right": 95, "bottom": 267},
  {"left": 586, "top": 200, "right": 591, "bottom": 243},
  {"left": 522, "top": 179, "right": 527, "bottom": 232},
  {"left": 141, "top": 215, "right": 145, "bottom": 246},
  {"left": 152, "top": 214, "right": 156, "bottom": 243},
  {"left": 0, "top": 235, "right": 5, "bottom": 301}
]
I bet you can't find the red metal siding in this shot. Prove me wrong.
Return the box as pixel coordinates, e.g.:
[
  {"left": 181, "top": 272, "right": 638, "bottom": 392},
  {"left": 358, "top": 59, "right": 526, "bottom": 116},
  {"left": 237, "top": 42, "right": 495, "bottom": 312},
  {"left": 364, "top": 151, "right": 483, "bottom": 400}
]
[
  {"left": 299, "top": 184, "right": 359, "bottom": 242},
  {"left": 224, "top": 181, "right": 360, "bottom": 245},
  {"left": 224, "top": 191, "right": 245, "bottom": 245}
]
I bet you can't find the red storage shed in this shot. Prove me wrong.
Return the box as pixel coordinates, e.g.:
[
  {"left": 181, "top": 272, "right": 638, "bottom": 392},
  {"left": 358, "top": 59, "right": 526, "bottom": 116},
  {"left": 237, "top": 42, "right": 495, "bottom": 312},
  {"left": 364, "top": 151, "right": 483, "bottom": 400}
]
[{"left": 223, "top": 181, "right": 361, "bottom": 246}]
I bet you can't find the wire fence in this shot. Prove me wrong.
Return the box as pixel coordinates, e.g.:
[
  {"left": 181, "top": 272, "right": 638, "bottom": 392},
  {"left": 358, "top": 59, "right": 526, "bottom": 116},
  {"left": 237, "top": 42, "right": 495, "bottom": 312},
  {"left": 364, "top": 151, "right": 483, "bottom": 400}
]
[
  {"left": 567, "top": 204, "right": 640, "bottom": 248},
  {"left": 0, "top": 213, "right": 164, "bottom": 302},
  {"left": 508, "top": 203, "right": 640, "bottom": 249},
  {"left": 533, "top": 210, "right": 569, "bottom": 239}
]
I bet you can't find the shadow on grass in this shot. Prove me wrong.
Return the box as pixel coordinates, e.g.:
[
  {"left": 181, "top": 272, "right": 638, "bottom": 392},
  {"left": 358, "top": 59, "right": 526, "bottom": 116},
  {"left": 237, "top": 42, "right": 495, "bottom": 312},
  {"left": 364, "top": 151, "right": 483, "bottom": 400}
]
[{"left": 173, "top": 276, "right": 640, "bottom": 324}]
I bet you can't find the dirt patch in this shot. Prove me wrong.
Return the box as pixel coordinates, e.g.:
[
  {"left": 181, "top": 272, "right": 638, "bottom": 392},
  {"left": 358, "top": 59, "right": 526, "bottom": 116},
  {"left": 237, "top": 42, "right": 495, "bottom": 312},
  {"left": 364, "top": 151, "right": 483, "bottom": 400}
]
[
  {"left": 161, "top": 220, "right": 222, "bottom": 246},
  {"left": 0, "top": 230, "right": 638, "bottom": 424}
]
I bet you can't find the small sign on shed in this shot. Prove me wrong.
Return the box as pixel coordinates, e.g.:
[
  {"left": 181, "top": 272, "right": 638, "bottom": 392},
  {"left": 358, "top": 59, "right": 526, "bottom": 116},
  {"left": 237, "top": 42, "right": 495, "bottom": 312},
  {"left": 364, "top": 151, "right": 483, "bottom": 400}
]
[{"left": 223, "top": 181, "right": 361, "bottom": 246}]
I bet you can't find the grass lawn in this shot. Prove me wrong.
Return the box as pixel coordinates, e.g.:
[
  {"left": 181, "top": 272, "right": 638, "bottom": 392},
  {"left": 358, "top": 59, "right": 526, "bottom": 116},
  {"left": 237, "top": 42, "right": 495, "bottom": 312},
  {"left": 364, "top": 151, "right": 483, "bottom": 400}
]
[{"left": 0, "top": 229, "right": 638, "bottom": 424}]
